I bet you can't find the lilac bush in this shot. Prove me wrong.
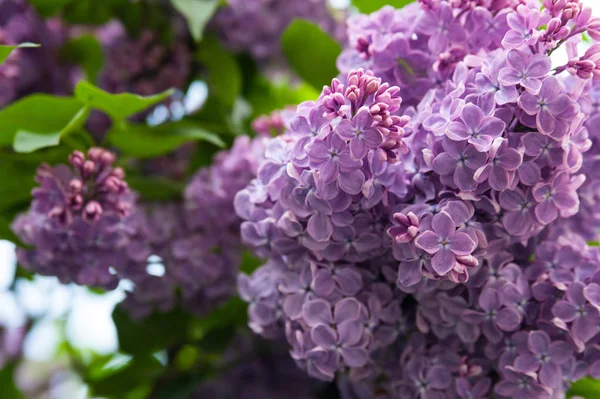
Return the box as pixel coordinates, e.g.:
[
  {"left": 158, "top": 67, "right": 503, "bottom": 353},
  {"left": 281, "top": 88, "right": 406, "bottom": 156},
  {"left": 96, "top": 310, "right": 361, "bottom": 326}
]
[{"left": 9, "top": 0, "right": 600, "bottom": 397}]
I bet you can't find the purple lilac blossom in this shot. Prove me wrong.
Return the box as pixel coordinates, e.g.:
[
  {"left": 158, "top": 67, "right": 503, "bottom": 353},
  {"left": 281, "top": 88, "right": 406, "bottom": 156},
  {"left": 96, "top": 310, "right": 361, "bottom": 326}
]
[
  {"left": 236, "top": 1, "right": 600, "bottom": 397},
  {"left": 12, "top": 148, "right": 136, "bottom": 289}
]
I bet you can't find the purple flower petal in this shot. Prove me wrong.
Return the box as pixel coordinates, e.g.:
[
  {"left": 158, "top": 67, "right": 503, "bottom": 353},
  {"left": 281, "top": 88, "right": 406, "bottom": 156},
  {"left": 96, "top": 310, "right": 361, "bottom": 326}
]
[
  {"left": 415, "top": 231, "right": 441, "bottom": 254},
  {"left": 340, "top": 347, "right": 368, "bottom": 368},
  {"left": 334, "top": 297, "right": 361, "bottom": 323},
  {"left": 432, "top": 211, "right": 455, "bottom": 239},
  {"left": 431, "top": 247, "right": 455, "bottom": 275},
  {"left": 514, "top": 354, "right": 540, "bottom": 373},
  {"left": 448, "top": 232, "right": 476, "bottom": 256},
  {"left": 303, "top": 299, "right": 333, "bottom": 326},
  {"left": 311, "top": 324, "right": 337, "bottom": 349},
  {"left": 338, "top": 319, "right": 363, "bottom": 346}
]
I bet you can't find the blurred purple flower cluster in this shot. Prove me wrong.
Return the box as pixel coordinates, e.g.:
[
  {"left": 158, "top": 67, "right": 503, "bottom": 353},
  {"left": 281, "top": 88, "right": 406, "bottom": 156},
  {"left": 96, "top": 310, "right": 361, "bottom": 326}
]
[
  {"left": 12, "top": 136, "right": 265, "bottom": 321},
  {"left": 236, "top": 0, "right": 600, "bottom": 397},
  {"left": 119, "top": 135, "right": 268, "bottom": 319},
  {"left": 97, "top": 20, "right": 191, "bottom": 97},
  {"left": 213, "top": 0, "right": 344, "bottom": 62},
  {"left": 0, "top": 0, "right": 73, "bottom": 107},
  {"left": 12, "top": 148, "right": 136, "bottom": 289}
]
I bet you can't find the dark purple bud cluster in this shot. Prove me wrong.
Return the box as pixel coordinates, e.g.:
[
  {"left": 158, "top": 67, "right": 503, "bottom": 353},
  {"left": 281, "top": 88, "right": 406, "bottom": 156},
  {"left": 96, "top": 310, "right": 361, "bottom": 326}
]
[{"left": 12, "top": 148, "right": 135, "bottom": 289}]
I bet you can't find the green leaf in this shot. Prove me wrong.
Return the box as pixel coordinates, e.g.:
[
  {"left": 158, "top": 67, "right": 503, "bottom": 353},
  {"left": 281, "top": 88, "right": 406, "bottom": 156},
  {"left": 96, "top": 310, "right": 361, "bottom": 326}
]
[
  {"left": 108, "top": 121, "right": 224, "bottom": 158},
  {"left": 170, "top": 0, "right": 220, "bottom": 42},
  {"left": 281, "top": 19, "right": 341, "bottom": 90},
  {"left": 126, "top": 177, "right": 185, "bottom": 201},
  {"left": 568, "top": 377, "right": 600, "bottom": 398},
  {"left": 13, "top": 106, "right": 90, "bottom": 153},
  {"left": 246, "top": 76, "right": 319, "bottom": 118},
  {"left": 86, "top": 355, "right": 164, "bottom": 397},
  {"left": 74, "top": 81, "right": 174, "bottom": 122},
  {"left": 0, "top": 159, "right": 36, "bottom": 211},
  {"left": 192, "top": 297, "right": 247, "bottom": 334},
  {"left": 62, "top": 35, "right": 104, "bottom": 82},
  {"left": 150, "top": 373, "right": 198, "bottom": 399},
  {"left": 61, "top": 0, "right": 121, "bottom": 25},
  {"left": 28, "top": 0, "right": 74, "bottom": 17},
  {"left": 351, "top": 0, "right": 414, "bottom": 13},
  {"left": 0, "top": 214, "right": 21, "bottom": 244},
  {"left": 0, "top": 95, "right": 84, "bottom": 147},
  {"left": 113, "top": 307, "right": 192, "bottom": 355},
  {"left": 0, "top": 363, "right": 24, "bottom": 399},
  {"left": 0, "top": 43, "right": 40, "bottom": 65},
  {"left": 240, "top": 251, "right": 263, "bottom": 275},
  {"left": 196, "top": 35, "right": 242, "bottom": 108}
]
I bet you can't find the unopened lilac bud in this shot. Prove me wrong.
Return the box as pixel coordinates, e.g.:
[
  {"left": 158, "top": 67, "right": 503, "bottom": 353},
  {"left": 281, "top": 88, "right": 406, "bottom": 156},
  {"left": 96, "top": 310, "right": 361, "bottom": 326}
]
[
  {"left": 69, "top": 151, "right": 85, "bottom": 169},
  {"left": 83, "top": 160, "right": 96, "bottom": 179},
  {"left": 100, "top": 150, "right": 116, "bottom": 166},
  {"left": 69, "top": 179, "right": 83, "bottom": 193},
  {"left": 346, "top": 86, "right": 360, "bottom": 102},
  {"left": 561, "top": 2, "right": 580, "bottom": 23},
  {"left": 115, "top": 201, "right": 130, "bottom": 217},
  {"left": 48, "top": 206, "right": 71, "bottom": 226},
  {"left": 103, "top": 175, "right": 123, "bottom": 193},
  {"left": 111, "top": 167, "right": 125, "bottom": 180},
  {"left": 69, "top": 194, "right": 83, "bottom": 210},
  {"left": 576, "top": 60, "right": 596, "bottom": 79},
  {"left": 365, "top": 78, "right": 381, "bottom": 95},
  {"left": 456, "top": 254, "right": 479, "bottom": 268},
  {"left": 83, "top": 201, "right": 103, "bottom": 222},
  {"left": 87, "top": 147, "right": 103, "bottom": 162},
  {"left": 388, "top": 211, "right": 420, "bottom": 243}
]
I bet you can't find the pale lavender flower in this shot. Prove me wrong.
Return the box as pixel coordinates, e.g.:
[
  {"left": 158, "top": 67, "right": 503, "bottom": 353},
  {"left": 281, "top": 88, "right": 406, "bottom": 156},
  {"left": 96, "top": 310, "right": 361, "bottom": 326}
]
[{"left": 447, "top": 103, "right": 506, "bottom": 152}]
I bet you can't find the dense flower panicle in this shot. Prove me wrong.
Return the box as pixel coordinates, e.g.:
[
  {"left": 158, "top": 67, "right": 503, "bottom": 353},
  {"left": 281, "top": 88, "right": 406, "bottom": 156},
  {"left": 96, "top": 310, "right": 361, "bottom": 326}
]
[
  {"left": 12, "top": 148, "right": 136, "bottom": 289},
  {"left": 213, "top": 0, "right": 344, "bottom": 62},
  {"left": 236, "top": 0, "right": 600, "bottom": 396},
  {"left": 0, "top": 0, "right": 73, "bottom": 107},
  {"left": 120, "top": 136, "right": 266, "bottom": 319}
]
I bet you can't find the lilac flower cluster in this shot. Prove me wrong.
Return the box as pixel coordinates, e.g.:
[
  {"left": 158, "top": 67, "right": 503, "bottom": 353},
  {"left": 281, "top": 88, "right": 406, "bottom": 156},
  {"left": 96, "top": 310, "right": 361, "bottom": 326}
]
[
  {"left": 0, "top": 0, "right": 73, "bottom": 107},
  {"left": 11, "top": 136, "right": 264, "bottom": 322},
  {"left": 12, "top": 148, "right": 136, "bottom": 289},
  {"left": 236, "top": 1, "right": 600, "bottom": 396},
  {"left": 120, "top": 136, "right": 267, "bottom": 319},
  {"left": 213, "top": 0, "right": 344, "bottom": 62}
]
